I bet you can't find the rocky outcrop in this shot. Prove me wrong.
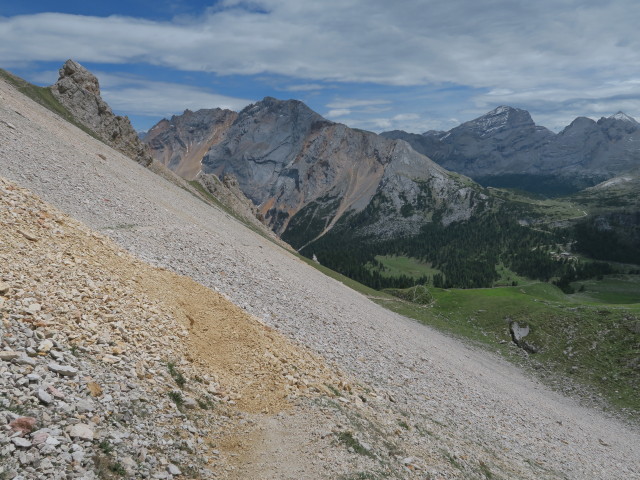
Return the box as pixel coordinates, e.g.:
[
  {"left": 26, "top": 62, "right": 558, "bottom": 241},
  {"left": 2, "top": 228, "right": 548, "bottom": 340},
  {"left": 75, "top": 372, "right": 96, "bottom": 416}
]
[
  {"left": 382, "top": 107, "right": 640, "bottom": 194},
  {"left": 51, "top": 60, "right": 152, "bottom": 166}
]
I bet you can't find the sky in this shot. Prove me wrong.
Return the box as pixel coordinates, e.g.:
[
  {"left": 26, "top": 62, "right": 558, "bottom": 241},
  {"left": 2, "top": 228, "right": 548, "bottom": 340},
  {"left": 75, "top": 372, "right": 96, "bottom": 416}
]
[{"left": 1, "top": 0, "right": 639, "bottom": 134}]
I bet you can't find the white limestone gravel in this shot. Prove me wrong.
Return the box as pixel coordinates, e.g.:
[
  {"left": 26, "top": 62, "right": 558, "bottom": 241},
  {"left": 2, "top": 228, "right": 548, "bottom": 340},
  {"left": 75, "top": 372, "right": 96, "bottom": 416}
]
[{"left": 1, "top": 77, "right": 639, "bottom": 479}]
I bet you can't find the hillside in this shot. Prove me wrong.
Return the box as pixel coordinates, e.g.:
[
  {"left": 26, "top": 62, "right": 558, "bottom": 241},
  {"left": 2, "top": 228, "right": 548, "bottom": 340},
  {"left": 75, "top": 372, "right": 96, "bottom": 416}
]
[
  {"left": 0, "top": 177, "right": 350, "bottom": 479},
  {"left": 1, "top": 72, "right": 640, "bottom": 479}
]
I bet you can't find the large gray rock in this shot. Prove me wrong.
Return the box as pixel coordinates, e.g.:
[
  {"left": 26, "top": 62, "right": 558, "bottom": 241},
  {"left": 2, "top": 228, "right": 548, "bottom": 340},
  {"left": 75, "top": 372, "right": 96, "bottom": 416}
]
[{"left": 51, "top": 60, "right": 152, "bottom": 167}]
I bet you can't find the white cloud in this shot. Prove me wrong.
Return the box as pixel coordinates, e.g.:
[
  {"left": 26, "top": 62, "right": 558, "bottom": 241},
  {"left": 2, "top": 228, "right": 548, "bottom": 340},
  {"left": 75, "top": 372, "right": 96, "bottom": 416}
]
[
  {"left": 284, "top": 83, "right": 327, "bottom": 92},
  {"left": 1, "top": 1, "right": 640, "bottom": 129},
  {"left": 326, "top": 99, "right": 391, "bottom": 109},
  {"left": 326, "top": 108, "right": 351, "bottom": 118},
  {"left": 94, "top": 72, "right": 252, "bottom": 118}
]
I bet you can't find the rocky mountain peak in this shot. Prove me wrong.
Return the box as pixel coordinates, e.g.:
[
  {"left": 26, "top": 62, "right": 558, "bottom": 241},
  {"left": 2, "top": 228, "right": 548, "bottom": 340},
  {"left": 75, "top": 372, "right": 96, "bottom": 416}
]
[
  {"left": 144, "top": 107, "right": 238, "bottom": 179},
  {"left": 458, "top": 105, "right": 536, "bottom": 138},
  {"left": 55, "top": 59, "right": 101, "bottom": 96},
  {"left": 559, "top": 116, "right": 597, "bottom": 136},
  {"left": 608, "top": 111, "right": 638, "bottom": 124},
  {"left": 596, "top": 111, "right": 640, "bottom": 139},
  {"left": 51, "top": 59, "right": 152, "bottom": 166},
  {"left": 240, "top": 96, "right": 326, "bottom": 125}
]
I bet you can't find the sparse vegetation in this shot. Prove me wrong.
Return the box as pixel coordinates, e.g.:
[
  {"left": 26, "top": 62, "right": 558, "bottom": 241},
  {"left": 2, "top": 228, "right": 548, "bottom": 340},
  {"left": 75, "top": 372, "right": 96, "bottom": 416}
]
[
  {"left": 479, "top": 460, "right": 495, "bottom": 479},
  {"left": 168, "top": 390, "right": 184, "bottom": 407},
  {"left": 167, "top": 361, "right": 186, "bottom": 388},
  {"left": 109, "top": 462, "right": 126, "bottom": 476},
  {"left": 94, "top": 454, "right": 126, "bottom": 479},
  {"left": 338, "top": 473, "right": 381, "bottom": 480},
  {"left": 325, "top": 383, "right": 343, "bottom": 397},
  {"left": 374, "top": 281, "right": 640, "bottom": 413},
  {"left": 98, "top": 440, "right": 114, "bottom": 455},
  {"left": 443, "top": 451, "right": 463, "bottom": 471},
  {"left": 197, "top": 397, "right": 216, "bottom": 410},
  {"left": 336, "top": 431, "right": 375, "bottom": 458}
]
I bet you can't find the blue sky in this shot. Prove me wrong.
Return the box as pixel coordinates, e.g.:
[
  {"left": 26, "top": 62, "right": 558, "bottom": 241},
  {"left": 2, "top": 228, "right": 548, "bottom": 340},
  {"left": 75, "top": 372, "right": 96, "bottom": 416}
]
[{"left": 1, "top": 1, "right": 639, "bottom": 133}]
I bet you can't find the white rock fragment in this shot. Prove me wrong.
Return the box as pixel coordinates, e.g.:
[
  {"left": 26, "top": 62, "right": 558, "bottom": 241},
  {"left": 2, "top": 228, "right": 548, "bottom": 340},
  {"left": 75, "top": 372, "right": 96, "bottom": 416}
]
[
  {"left": 37, "top": 389, "right": 54, "bottom": 405},
  {"left": 37, "top": 339, "right": 54, "bottom": 353},
  {"left": 167, "top": 464, "right": 182, "bottom": 475},
  {"left": 48, "top": 363, "right": 78, "bottom": 377},
  {"left": 68, "top": 423, "right": 94, "bottom": 440},
  {"left": 11, "top": 437, "right": 32, "bottom": 448}
]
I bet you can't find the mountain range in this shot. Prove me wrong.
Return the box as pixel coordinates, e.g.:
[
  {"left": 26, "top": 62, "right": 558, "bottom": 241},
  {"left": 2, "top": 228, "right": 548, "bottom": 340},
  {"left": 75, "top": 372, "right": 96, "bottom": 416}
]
[
  {"left": 140, "top": 92, "right": 640, "bottom": 289},
  {"left": 382, "top": 106, "right": 640, "bottom": 195}
]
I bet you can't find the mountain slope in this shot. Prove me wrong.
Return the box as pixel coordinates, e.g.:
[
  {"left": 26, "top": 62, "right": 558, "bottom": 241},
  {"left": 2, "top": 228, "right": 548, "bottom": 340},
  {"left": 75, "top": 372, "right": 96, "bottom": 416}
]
[
  {"left": 383, "top": 107, "right": 640, "bottom": 195},
  {"left": 1, "top": 67, "right": 639, "bottom": 480},
  {"left": 144, "top": 108, "right": 238, "bottom": 179},
  {"left": 569, "top": 172, "right": 640, "bottom": 264}
]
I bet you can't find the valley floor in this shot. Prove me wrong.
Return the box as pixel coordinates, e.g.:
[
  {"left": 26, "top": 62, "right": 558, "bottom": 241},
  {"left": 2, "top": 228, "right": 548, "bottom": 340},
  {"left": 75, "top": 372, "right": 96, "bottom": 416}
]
[{"left": 1, "top": 77, "right": 639, "bottom": 479}]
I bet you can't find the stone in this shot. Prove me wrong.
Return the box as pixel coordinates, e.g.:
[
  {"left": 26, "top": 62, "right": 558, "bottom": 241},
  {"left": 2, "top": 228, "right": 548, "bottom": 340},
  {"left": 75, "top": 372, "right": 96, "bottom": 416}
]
[
  {"left": 510, "top": 321, "right": 530, "bottom": 342},
  {"left": 17, "top": 229, "right": 38, "bottom": 242},
  {"left": 71, "top": 449, "right": 85, "bottom": 463},
  {"left": 11, "top": 437, "right": 32, "bottom": 448},
  {"left": 8, "top": 417, "right": 37, "bottom": 435},
  {"left": 68, "top": 423, "right": 94, "bottom": 440},
  {"left": 49, "top": 350, "right": 65, "bottom": 361},
  {"left": 45, "top": 436, "right": 61, "bottom": 446},
  {"left": 51, "top": 59, "right": 153, "bottom": 166},
  {"left": 0, "top": 351, "right": 20, "bottom": 361},
  {"left": 37, "top": 389, "right": 54, "bottom": 405},
  {"left": 48, "top": 363, "right": 78, "bottom": 377},
  {"left": 27, "top": 303, "right": 42, "bottom": 314},
  {"left": 182, "top": 397, "right": 198, "bottom": 410},
  {"left": 47, "top": 385, "right": 65, "bottom": 399},
  {"left": 37, "top": 339, "right": 54, "bottom": 353},
  {"left": 86, "top": 381, "right": 103, "bottom": 397},
  {"left": 101, "top": 354, "right": 120, "bottom": 364},
  {"left": 15, "top": 355, "right": 36, "bottom": 366},
  {"left": 75, "top": 399, "right": 94, "bottom": 413},
  {"left": 31, "top": 432, "right": 49, "bottom": 446},
  {"left": 167, "top": 464, "right": 181, "bottom": 475},
  {"left": 0, "top": 281, "right": 9, "bottom": 294}
]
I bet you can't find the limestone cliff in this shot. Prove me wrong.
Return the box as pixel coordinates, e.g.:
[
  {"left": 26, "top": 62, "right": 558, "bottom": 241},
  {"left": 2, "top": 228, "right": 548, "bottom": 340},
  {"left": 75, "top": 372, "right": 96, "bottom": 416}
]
[{"left": 51, "top": 59, "right": 152, "bottom": 166}]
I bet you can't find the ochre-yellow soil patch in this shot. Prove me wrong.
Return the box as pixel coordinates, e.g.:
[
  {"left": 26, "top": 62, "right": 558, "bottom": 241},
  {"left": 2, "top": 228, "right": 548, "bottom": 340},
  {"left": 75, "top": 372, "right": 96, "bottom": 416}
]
[{"left": 0, "top": 176, "right": 343, "bottom": 415}]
